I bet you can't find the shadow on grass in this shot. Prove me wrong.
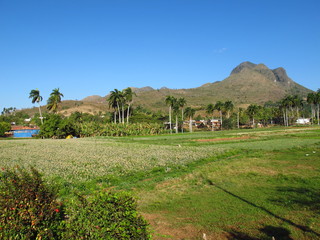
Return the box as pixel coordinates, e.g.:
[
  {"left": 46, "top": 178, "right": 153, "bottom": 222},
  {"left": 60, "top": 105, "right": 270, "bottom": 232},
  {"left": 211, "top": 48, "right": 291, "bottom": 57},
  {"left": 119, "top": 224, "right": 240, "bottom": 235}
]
[
  {"left": 270, "top": 187, "right": 320, "bottom": 213},
  {"left": 227, "top": 226, "right": 293, "bottom": 240},
  {"left": 205, "top": 180, "right": 320, "bottom": 238}
]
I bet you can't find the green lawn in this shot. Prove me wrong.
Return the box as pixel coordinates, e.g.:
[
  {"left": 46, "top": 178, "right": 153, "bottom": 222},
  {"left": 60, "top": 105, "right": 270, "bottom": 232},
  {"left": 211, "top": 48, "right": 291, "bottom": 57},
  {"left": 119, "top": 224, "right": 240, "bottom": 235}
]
[{"left": 1, "top": 126, "right": 320, "bottom": 239}]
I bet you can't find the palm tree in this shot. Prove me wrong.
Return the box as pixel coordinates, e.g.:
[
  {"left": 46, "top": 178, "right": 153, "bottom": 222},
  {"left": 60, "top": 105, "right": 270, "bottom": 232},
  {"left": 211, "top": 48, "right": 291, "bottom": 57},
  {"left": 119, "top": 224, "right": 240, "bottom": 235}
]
[
  {"left": 165, "top": 96, "right": 176, "bottom": 134},
  {"left": 123, "top": 87, "right": 136, "bottom": 123},
  {"left": 178, "top": 97, "right": 187, "bottom": 133},
  {"left": 247, "top": 104, "right": 259, "bottom": 128},
  {"left": 47, "top": 88, "right": 64, "bottom": 113},
  {"left": 107, "top": 91, "right": 118, "bottom": 123},
  {"left": 108, "top": 89, "right": 123, "bottom": 123},
  {"left": 172, "top": 99, "right": 179, "bottom": 133},
  {"left": 316, "top": 90, "right": 320, "bottom": 125},
  {"left": 292, "top": 95, "right": 303, "bottom": 118},
  {"left": 281, "top": 95, "right": 295, "bottom": 126},
  {"left": 185, "top": 107, "right": 196, "bottom": 133},
  {"left": 206, "top": 103, "right": 215, "bottom": 131},
  {"left": 224, "top": 100, "right": 234, "bottom": 118},
  {"left": 237, "top": 107, "right": 244, "bottom": 129},
  {"left": 307, "top": 92, "right": 316, "bottom": 122},
  {"left": 29, "top": 89, "right": 44, "bottom": 124},
  {"left": 214, "top": 101, "right": 224, "bottom": 130}
]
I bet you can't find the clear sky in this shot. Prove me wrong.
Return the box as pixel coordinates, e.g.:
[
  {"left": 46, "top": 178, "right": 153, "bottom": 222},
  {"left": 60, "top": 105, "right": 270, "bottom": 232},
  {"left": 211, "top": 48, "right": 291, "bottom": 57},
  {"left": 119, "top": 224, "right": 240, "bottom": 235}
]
[{"left": 1, "top": 0, "right": 319, "bottom": 111}]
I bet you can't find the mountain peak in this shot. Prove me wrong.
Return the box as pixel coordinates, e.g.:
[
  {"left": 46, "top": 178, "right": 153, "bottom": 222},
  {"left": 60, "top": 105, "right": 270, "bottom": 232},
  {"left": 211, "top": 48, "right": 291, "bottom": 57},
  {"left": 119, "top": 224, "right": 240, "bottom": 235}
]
[
  {"left": 131, "top": 86, "right": 154, "bottom": 93},
  {"left": 230, "top": 61, "right": 257, "bottom": 75},
  {"left": 272, "top": 67, "right": 290, "bottom": 83}
]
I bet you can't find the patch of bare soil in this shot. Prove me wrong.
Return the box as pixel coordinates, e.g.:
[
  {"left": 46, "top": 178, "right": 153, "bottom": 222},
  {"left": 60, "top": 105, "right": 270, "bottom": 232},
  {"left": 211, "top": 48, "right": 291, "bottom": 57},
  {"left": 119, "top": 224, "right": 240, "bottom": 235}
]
[
  {"left": 195, "top": 136, "right": 250, "bottom": 142},
  {"left": 142, "top": 212, "right": 229, "bottom": 240}
]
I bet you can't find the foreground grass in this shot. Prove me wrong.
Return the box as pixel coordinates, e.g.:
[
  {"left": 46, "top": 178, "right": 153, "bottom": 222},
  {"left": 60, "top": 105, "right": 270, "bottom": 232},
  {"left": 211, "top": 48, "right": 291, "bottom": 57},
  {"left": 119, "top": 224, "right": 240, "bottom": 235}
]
[
  {"left": 1, "top": 126, "right": 320, "bottom": 239},
  {"left": 136, "top": 146, "right": 320, "bottom": 239}
]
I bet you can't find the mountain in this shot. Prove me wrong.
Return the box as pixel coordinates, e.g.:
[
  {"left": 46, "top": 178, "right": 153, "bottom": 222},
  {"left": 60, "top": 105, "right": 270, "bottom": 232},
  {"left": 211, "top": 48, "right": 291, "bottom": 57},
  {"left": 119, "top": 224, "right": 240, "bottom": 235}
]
[
  {"left": 126, "top": 61, "right": 312, "bottom": 111},
  {"left": 20, "top": 61, "right": 313, "bottom": 116}
]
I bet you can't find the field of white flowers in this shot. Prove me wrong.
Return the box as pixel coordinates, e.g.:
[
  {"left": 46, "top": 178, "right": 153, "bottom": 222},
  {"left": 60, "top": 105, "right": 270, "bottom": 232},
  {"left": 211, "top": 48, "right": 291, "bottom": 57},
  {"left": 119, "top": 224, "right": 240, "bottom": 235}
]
[
  {"left": 0, "top": 138, "right": 225, "bottom": 183},
  {"left": 2, "top": 127, "right": 320, "bottom": 184}
]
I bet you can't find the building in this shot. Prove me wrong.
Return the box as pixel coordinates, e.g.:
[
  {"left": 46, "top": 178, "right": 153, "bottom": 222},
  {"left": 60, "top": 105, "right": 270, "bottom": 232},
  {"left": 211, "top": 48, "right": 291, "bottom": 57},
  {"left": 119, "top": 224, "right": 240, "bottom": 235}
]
[
  {"left": 296, "top": 118, "right": 311, "bottom": 125},
  {"left": 10, "top": 126, "right": 40, "bottom": 138}
]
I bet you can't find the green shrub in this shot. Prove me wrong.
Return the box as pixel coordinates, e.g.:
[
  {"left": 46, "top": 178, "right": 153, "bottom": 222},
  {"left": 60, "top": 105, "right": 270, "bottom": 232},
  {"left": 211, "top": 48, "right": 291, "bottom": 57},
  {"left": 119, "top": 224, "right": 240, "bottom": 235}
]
[
  {"left": 0, "top": 167, "right": 64, "bottom": 239},
  {"left": 222, "top": 117, "right": 236, "bottom": 130},
  {"left": 39, "top": 114, "right": 62, "bottom": 138},
  {"left": 0, "top": 167, "right": 150, "bottom": 239},
  {"left": 0, "top": 121, "right": 11, "bottom": 137},
  {"left": 63, "top": 191, "right": 150, "bottom": 239}
]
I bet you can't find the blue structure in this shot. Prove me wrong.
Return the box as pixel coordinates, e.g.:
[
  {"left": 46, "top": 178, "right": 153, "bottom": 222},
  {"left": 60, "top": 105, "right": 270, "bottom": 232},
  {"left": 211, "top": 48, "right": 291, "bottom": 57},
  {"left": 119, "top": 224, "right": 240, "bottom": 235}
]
[{"left": 13, "top": 129, "right": 40, "bottom": 138}]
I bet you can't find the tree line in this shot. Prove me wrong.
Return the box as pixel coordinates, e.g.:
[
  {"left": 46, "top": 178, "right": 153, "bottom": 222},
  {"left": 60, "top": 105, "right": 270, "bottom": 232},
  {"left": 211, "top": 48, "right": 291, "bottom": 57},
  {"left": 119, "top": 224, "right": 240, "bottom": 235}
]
[
  {"left": 1, "top": 87, "right": 319, "bottom": 138},
  {"left": 163, "top": 90, "right": 320, "bottom": 133}
]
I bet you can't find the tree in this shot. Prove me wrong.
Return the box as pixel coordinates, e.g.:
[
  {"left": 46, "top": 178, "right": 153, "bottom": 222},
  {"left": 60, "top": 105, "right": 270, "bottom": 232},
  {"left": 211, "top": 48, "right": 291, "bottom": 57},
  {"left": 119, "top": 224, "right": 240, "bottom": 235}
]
[
  {"left": 236, "top": 107, "right": 243, "bottom": 129},
  {"left": 1, "top": 107, "right": 16, "bottom": 116},
  {"left": 307, "top": 92, "right": 316, "bottom": 121},
  {"left": 178, "top": 97, "right": 187, "bottom": 133},
  {"left": 47, "top": 88, "right": 64, "bottom": 113},
  {"left": 316, "top": 90, "right": 320, "bottom": 125},
  {"left": 224, "top": 100, "right": 234, "bottom": 118},
  {"left": 172, "top": 99, "right": 180, "bottom": 133},
  {"left": 39, "top": 114, "right": 62, "bottom": 138},
  {"left": 247, "top": 104, "right": 260, "bottom": 128},
  {"left": 165, "top": 96, "right": 176, "bottom": 134},
  {"left": 108, "top": 89, "right": 123, "bottom": 123},
  {"left": 280, "top": 95, "right": 295, "bottom": 126},
  {"left": 123, "top": 87, "right": 136, "bottom": 123},
  {"left": 0, "top": 121, "right": 11, "bottom": 136},
  {"left": 206, "top": 104, "right": 215, "bottom": 131},
  {"left": 292, "top": 95, "right": 303, "bottom": 118},
  {"left": 214, "top": 101, "right": 224, "bottom": 130},
  {"left": 185, "top": 107, "right": 195, "bottom": 133},
  {"left": 29, "top": 89, "right": 44, "bottom": 124}
]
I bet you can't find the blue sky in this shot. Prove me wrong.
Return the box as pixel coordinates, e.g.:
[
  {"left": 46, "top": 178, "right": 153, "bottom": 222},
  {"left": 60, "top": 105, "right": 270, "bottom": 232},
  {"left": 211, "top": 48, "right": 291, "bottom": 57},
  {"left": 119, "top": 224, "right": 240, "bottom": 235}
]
[{"left": 1, "top": 0, "right": 319, "bottom": 111}]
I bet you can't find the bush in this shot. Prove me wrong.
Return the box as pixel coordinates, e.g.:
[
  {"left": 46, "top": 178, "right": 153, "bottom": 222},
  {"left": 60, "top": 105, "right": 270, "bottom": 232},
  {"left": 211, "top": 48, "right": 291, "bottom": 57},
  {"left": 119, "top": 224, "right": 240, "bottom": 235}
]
[
  {"left": 222, "top": 117, "right": 236, "bottom": 130},
  {"left": 0, "top": 167, "right": 64, "bottom": 239},
  {"left": 63, "top": 191, "right": 149, "bottom": 239},
  {"left": 0, "top": 167, "right": 150, "bottom": 239},
  {"left": 39, "top": 114, "right": 62, "bottom": 138},
  {"left": 0, "top": 121, "right": 11, "bottom": 137}
]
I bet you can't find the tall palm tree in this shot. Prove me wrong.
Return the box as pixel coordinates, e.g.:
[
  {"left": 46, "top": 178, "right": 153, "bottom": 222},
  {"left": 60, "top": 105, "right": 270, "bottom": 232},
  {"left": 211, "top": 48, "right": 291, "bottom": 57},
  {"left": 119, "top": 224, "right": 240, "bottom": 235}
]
[
  {"left": 29, "top": 89, "right": 44, "bottom": 124},
  {"left": 123, "top": 87, "right": 136, "bottom": 123},
  {"left": 281, "top": 95, "right": 295, "bottom": 126},
  {"left": 237, "top": 107, "right": 244, "bottom": 129},
  {"left": 47, "top": 88, "right": 64, "bottom": 113},
  {"left": 206, "top": 103, "right": 215, "bottom": 131},
  {"left": 292, "top": 95, "right": 303, "bottom": 118},
  {"left": 307, "top": 92, "right": 316, "bottom": 121},
  {"left": 224, "top": 100, "right": 234, "bottom": 118},
  {"left": 165, "top": 96, "right": 176, "bottom": 134},
  {"left": 107, "top": 91, "right": 118, "bottom": 123},
  {"left": 214, "top": 101, "right": 224, "bottom": 130},
  {"left": 185, "top": 107, "right": 195, "bottom": 133},
  {"left": 172, "top": 99, "right": 179, "bottom": 133},
  {"left": 316, "top": 90, "right": 320, "bottom": 125},
  {"left": 247, "top": 104, "right": 259, "bottom": 128},
  {"left": 108, "top": 89, "right": 123, "bottom": 123},
  {"left": 178, "top": 97, "right": 187, "bottom": 133}
]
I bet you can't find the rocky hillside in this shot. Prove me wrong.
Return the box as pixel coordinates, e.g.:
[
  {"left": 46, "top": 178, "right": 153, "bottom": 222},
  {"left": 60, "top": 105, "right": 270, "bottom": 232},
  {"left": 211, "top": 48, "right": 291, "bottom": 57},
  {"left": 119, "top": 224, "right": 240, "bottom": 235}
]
[{"left": 111, "top": 61, "right": 312, "bottom": 111}]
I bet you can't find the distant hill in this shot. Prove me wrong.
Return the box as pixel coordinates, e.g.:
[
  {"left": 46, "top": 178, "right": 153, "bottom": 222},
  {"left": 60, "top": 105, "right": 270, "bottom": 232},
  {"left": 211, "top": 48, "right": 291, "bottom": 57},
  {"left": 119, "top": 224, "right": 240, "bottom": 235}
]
[
  {"left": 20, "top": 61, "right": 313, "bottom": 116},
  {"left": 122, "top": 61, "right": 312, "bottom": 111}
]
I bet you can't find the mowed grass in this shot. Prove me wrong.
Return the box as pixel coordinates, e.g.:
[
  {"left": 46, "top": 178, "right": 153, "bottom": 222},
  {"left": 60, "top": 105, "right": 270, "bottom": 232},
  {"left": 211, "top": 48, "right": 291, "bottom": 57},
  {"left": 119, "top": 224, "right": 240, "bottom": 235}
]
[{"left": 1, "top": 126, "right": 320, "bottom": 239}]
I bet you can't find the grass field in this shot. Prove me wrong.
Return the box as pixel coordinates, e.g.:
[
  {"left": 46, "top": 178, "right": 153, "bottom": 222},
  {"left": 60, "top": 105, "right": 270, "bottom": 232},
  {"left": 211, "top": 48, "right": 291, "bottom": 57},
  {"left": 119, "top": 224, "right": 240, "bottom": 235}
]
[{"left": 1, "top": 126, "right": 320, "bottom": 239}]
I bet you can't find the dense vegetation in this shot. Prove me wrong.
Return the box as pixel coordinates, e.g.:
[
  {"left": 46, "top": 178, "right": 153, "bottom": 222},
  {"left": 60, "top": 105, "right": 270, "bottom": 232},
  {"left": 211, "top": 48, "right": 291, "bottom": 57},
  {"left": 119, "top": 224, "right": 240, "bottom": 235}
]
[
  {"left": 0, "top": 167, "right": 149, "bottom": 239},
  {"left": 1, "top": 88, "right": 319, "bottom": 138}
]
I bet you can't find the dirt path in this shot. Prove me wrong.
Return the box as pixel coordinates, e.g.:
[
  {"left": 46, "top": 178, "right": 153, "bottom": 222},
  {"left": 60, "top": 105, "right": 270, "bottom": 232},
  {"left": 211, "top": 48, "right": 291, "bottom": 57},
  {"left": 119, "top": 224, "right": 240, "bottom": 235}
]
[{"left": 195, "top": 136, "right": 250, "bottom": 142}]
